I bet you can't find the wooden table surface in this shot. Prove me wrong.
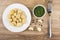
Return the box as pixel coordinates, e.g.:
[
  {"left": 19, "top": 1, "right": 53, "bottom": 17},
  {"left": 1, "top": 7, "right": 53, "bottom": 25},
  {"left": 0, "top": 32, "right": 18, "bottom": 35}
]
[{"left": 0, "top": 0, "right": 60, "bottom": 40}]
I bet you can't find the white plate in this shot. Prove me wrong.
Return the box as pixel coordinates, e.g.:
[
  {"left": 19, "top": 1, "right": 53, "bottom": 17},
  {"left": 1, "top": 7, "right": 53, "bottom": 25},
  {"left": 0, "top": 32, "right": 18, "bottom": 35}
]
[{"left": 2, "top": 3, "right": 31, "bottom": 32}]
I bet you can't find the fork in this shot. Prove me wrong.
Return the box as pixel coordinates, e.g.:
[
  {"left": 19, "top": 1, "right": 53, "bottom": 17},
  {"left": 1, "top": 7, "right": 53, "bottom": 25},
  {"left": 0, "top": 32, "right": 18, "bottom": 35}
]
[{"left": 47, "top": 0, "right": 52, "bottom": 38}]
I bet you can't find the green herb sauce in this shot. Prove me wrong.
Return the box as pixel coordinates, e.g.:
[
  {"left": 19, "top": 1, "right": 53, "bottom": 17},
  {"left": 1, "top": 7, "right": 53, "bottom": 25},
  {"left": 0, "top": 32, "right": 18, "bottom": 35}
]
[{"left": 34, "top": 6, "right": 45, "bottom": 17}]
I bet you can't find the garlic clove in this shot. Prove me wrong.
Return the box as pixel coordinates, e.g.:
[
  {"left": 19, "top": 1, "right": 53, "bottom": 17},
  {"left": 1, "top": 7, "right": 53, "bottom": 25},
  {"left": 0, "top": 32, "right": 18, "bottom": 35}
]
[
  {"left": 28, "top": 27, "right": 33, "bottom": 31},
  {"left": 38, "top": 19, "right": 42, "bottom": 23},
  {"left": 37, "top": 27, "right": 41, "bottom": 32}
]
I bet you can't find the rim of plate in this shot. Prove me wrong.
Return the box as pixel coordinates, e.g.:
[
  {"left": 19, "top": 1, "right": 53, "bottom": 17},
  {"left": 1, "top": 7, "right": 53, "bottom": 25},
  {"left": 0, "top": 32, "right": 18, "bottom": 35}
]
[{"left": 2, "top": 3, "right": 31, "bottom": 32}]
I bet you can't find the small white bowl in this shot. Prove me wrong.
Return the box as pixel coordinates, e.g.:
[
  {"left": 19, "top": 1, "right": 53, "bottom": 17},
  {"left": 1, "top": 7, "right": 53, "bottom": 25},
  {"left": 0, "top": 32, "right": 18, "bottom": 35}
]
[
  {"left": 2, "top": 3, "right": 31, "bottom": 32},
  {"left": 33, "top": 4, "right": 47, "bottom": 19}
]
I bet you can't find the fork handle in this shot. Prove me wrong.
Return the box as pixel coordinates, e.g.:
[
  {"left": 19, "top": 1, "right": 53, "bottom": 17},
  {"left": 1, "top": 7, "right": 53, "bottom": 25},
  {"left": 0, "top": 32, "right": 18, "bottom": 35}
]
[{"left": 48, "top": 16, "right": 52, "bottom": 38}]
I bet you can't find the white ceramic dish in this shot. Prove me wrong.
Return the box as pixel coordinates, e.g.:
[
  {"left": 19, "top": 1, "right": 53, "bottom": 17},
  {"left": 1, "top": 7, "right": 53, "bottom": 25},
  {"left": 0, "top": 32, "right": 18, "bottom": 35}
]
[{"left": 2, "top": 3, "right": 31, "bottom": 32}]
